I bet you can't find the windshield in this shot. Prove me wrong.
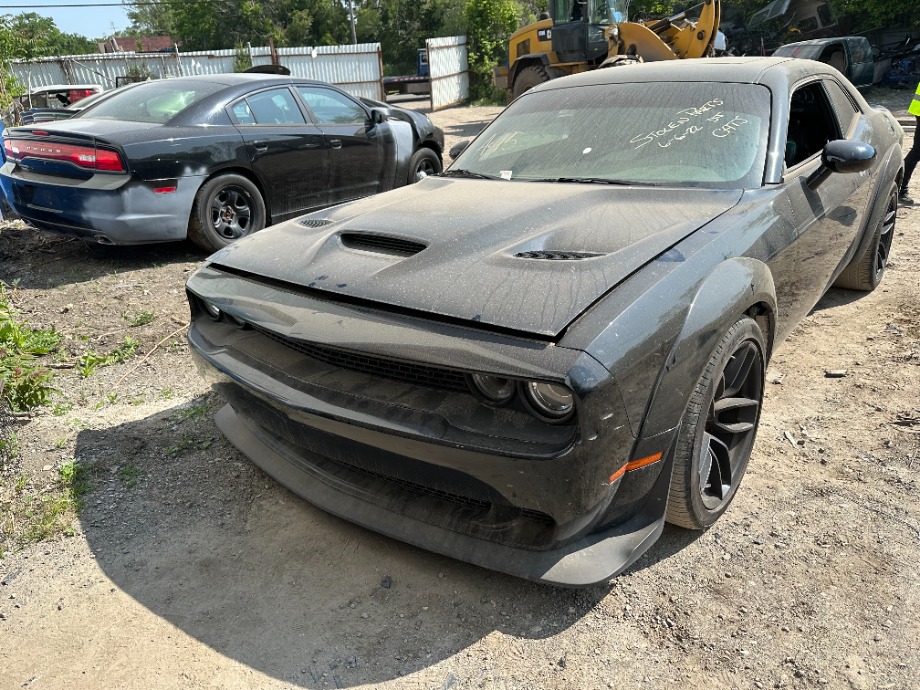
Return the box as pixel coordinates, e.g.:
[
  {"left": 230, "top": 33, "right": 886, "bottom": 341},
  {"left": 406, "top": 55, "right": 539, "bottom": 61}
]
[
  {"left": 77, "top": 79, "right": 225, "bottom": 124},
  {"left": 451, "top": 81, "right": 771, "bottom": 189}
]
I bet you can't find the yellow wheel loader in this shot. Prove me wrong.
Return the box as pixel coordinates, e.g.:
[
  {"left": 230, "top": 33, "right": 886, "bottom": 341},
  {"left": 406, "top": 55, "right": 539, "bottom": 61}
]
[{"left": 495, "top": 0, "right": 720, "bottom": 98}]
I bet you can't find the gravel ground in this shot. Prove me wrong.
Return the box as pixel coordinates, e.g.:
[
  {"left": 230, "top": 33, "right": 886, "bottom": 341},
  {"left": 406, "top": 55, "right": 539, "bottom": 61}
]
[{"left": 0, "top": 92, "right": 918, "bottom": 690}]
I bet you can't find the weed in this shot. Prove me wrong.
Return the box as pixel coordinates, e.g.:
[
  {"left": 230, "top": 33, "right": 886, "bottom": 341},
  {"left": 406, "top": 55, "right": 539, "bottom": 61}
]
[
  {"left": 122, "top": 310, "right": 155, "bottom": 327},
  {"left": 159, "top": 388, "right": 174, "bottom": 400},
  {"left": 51, "top": 400, "right": 74, "bottom": 416},
  {"left": 118, "top": 463, "right": 141, "bottom": 489},
  {"left": 174, "top": 401, "right": 209, "bottom": 422},
  {"left": 54, "top": 438, "right": 68, "bottom": 449},
  {"left": 0, "top": 285, "right": 62, "bottom": 412},
  {"left": 78, "top": 336, "right": 140, "bottom": 378},
  {"left": 1, "top": 460, "right": 96, "bottom": 552}
]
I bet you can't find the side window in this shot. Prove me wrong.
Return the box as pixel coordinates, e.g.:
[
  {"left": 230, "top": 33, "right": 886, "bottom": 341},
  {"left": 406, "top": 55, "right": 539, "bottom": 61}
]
[
  {"left": 848, "top": 39, "right": 870, "bottom": 64},
  {"left": 785, "top": 82, "right": 839, "bottom": 168},
  {"left": 245, "top": 88, "right": 306, "bottom": 125},
  {"left": 231, "top": 100, "right": 255, "bottom": 125},
  {"left": 296, "top": 87, "right": 366, "bottom": 126},
  {"left": 823, "top": 79, "right": 859, "bottom": 135}
]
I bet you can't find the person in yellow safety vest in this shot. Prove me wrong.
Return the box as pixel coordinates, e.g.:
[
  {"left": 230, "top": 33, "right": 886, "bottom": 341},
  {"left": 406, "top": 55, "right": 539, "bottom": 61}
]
[{"left": 900, "top": 80, "right": 920, "bottom": 206}]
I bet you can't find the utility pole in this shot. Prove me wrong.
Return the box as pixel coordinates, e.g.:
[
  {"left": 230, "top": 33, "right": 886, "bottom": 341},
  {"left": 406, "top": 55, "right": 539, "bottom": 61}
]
[{"left": 349, "top": 0, "right": 357, "bottom": 44}]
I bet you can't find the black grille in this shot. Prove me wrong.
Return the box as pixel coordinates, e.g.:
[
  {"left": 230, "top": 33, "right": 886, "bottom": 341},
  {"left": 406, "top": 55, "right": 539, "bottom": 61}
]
[
  {"left": 340, "top": 232, "right": 427, "bottom": 256},
  {"left": 515, "top": 250, "right": 603, "bottom": 260},
  {"left": 299, "top": 218, "right": 333, "bottom": 228},
  {"left": 253, "top": 325, "right": 469, "bottom": 392}
]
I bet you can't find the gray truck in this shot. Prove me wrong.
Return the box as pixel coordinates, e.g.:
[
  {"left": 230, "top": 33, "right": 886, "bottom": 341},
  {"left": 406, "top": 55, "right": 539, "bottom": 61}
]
[{"left": 773, "top": 36, "right": 875, "bottom": 87}]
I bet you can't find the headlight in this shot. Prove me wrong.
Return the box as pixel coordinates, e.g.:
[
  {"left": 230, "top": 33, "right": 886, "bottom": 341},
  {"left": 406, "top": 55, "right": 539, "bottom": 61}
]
[
  {"left": 523, "top": 381, "right": 575, "bottom": 421},
  {"left": 201, "top": 299, "right": 221, "bottom": 321},
  {"left": 469, "top": 374, "right": 515, "bottom": 404}
]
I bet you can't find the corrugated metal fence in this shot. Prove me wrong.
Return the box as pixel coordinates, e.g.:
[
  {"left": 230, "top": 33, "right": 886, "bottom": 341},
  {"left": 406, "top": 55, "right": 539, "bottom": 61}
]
[
  {"left": 427, "top": 36, "right": 468, "bottom": 111},
  {"left": 11, "top": 43, "right": 385, "bottom": 101}
]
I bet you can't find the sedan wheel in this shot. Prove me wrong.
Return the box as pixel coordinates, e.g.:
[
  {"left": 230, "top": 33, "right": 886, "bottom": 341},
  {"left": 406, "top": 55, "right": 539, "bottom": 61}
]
[
  {"left": 188, "top": 174, "right": 267, "bottom": 252},
  {"left": 667, "top": 316, "right": 766, "bottom": 529},
  {"left": 408, "top": 148, "right": 442, "bottom": 184}
]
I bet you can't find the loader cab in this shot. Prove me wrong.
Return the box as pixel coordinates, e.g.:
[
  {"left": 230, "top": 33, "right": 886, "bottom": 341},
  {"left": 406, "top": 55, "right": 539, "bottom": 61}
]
[{"left": 550, "top": 0, "right": 623, "bottom": 63}]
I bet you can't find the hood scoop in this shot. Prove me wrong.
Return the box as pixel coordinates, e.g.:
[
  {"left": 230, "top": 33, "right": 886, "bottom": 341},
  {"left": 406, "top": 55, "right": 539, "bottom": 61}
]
[
  {"left": 515, "top": 250, "right": 604, "bottom": 260},
  {"left": 340, "top": 232, "right": 427, "bottom": 257},
  {"left": 300, "top": 218, "right": 334, "bottom": 228}
]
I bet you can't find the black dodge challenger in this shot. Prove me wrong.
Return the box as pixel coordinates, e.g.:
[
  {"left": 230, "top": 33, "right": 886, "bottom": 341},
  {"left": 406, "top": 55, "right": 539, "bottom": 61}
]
[
  {"left": 1, "top": 75, "right": 444, "bottom": 251},
  {"left": 186, "top": 58, "right": 903, "bottom": 586}
]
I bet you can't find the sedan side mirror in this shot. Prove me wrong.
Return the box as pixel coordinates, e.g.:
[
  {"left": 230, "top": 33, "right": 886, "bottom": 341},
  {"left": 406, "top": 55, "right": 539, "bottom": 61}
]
[
  {"left": 822, "top": 139, "right": 876, "bottom": 174},
  {"left": 449, "top": 139, "right": 470, "bottom": 160},
  {"left": 369, "top": 107, "right": 388, "bottom": 125}
]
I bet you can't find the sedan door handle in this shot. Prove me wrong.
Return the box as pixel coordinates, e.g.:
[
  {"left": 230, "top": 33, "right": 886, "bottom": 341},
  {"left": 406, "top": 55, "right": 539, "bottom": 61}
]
[
  {"left": 329, "top": 139, "right": 342, "bottom": 150},
  {"left": 253, "top": 140, "right": 269, "bottom": 152}
]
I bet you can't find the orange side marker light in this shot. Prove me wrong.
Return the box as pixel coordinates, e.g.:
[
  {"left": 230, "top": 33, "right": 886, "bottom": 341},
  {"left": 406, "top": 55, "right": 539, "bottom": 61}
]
[{"left": 608, "top": 451, "right": 664, "bottom": 484}]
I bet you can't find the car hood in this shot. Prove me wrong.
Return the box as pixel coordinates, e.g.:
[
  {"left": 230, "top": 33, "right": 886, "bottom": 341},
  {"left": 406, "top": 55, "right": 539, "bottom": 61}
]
[{"left": 208, "top": 178, "right": 743, "bottom": 338}]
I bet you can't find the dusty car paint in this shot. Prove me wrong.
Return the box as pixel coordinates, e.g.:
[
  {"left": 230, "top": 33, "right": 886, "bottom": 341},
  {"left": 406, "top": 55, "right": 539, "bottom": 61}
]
[{"left": 186, "top": 58, "right": 904, "bottom": 585}]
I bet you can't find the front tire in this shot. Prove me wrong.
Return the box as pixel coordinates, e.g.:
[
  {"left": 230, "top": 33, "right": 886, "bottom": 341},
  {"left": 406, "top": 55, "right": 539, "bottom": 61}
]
[
  {"left": 188, "top": 174, "right": 266, "bottom": 252},
  {"left": 666, "top": 316, "right": 766, "bottom": 530},
  {"left": 512, "top": 65, "right": 551, "bottom": 99},
  {"left": 833, "top": 183, "right": 897, "bottom": 291},
  {"left": 407, "top": 148, "right": 442, "bottom": 184}
]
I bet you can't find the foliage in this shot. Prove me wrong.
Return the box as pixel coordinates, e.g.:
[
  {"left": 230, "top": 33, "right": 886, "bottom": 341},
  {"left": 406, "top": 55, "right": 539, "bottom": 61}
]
[
  {"left": 0, "top": 13, "right": 96, "bottom": 60},
  {"left": 77, "top": 337, "right": 140, "bottom": 378},
  {"left": 234, "top": 42, "right": 253, "bottom": 72},
  {"left": 833, "top": 0, "right": 920, "bottom": 31},
  {"left": 466, "top": 0, "right": 519, "bottom": 100},
  {"left": 0, "top": 287, "right": 61, "bottom": 412}
]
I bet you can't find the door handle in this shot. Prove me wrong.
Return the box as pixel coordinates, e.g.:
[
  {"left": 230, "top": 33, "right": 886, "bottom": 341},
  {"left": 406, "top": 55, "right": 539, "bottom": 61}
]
[
  {"left": 253, "top": 140, "right": 269, "bottom": 152},
  {"left": 329, "top": 139, "right": 343, "bottom": 150}
]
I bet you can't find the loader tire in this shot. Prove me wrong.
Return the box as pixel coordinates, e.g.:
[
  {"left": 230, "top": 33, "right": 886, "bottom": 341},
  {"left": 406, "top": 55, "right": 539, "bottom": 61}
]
[{"left": 512, "top": 65, "right": 551, "bottom": 99}]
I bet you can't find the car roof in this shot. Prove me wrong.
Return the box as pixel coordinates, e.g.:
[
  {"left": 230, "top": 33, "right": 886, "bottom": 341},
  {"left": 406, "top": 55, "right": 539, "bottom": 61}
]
[
  {"left": 534, "top": 56, "right": 835, "bottom": 91},
  {"left": 146, "top": 73, "right": 332, "bottom": 88}
]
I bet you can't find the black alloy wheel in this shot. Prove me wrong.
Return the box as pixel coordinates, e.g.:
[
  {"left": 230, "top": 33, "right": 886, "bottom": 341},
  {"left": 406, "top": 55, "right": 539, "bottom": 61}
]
[
  {"left": 667, "top": 316, "right": 766, "bottom": 530},
  {"left": 408, "top": 148, "right": 442, "bottom": 184},
  {"left": 188, "top": 173, "right": 267, "bottom": 252},
  {"left": 210, "top": 185, "right": 253, "bottom": 240},
  {"left": 833, "top": 183, "right": 898, "bottom": 292}
]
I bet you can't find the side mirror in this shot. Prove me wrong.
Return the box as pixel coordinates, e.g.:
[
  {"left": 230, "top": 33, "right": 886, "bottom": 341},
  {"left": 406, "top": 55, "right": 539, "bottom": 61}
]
[
  {"left": 449, "top": 139, "right": 470, "bottom": 160},
  {"left": 822, "top": 139, "right": 876, "bottom": 174},
  {"left": 369, "top": 107, "right": 388, "bottom": 125}
]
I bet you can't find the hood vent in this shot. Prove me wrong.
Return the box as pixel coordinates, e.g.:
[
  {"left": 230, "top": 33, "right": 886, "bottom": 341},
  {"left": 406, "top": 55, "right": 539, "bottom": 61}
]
[
  {"left": 340, "top": 232, "right": 427, "bottom": 257},
  {"left": 515, "top": 250, "right": 603, "bottom": 260},
  {"left": 300, "top": 218, "right": 333, "bottom": 228}
]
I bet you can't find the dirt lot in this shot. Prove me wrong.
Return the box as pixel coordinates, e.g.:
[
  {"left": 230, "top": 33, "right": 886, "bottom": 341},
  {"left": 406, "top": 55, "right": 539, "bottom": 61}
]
[{"left": 1, "top": 93, "right": 918, "bottom": 690}]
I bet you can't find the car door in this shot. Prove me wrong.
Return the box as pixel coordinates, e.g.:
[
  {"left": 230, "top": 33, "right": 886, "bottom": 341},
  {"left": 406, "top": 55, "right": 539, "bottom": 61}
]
[
  {"left": 768, "top": 79, "right": 873, "bottom": 329},
  {"left": 844, "top": 38, "right": 874, "bottom": 88},
  {"left": 230, "top": 86, "right": 330, "bottom": 219},
  {"left": 294, "top": 86, "right": 385, "bottom": 204}
]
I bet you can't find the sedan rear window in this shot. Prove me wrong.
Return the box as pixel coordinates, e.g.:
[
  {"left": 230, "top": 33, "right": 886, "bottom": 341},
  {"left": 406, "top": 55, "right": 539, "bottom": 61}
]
[
  {"left": 78, "top": 80, "right": 225, "bottom": 124},
  {"left": 453, "top": 81, "right": 771, "bottom": 188}
]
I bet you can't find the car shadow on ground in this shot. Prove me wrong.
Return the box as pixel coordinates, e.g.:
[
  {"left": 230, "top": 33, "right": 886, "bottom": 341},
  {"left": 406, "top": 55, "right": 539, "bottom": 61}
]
[
  {"left": 0, "top": 224, "right": 204, "bottom": 289},
  {"left": 809, "top": 286, "right": 869, "bottom": 313},
  {"left": 75, "top": 397, "right": 615, "bottom": 687}
]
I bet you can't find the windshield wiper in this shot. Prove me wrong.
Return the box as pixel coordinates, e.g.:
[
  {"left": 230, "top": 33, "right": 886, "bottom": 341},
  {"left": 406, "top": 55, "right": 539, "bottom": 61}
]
[
  {"left": 543, "top": 177, "right": 661, "bottom": 186},
  {"left": 438, "top": 169, "right": 504, "bottom": 180}
]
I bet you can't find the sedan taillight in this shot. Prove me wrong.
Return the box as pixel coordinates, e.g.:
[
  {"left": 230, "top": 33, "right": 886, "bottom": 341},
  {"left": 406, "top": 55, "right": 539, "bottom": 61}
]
[{"left": 3, "top": 137, "right": 125, "bottom": 173}]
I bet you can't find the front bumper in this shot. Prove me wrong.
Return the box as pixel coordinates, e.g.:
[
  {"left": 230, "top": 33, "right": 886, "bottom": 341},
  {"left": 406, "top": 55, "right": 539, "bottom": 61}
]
[
  {"left": 216, "top": 402, "right": 668, "bottom": 586},
  {"left": 186, "top": 265, "right": 676, "bottom": 585},
  {"left": 1, "top": 163, "right": 202, "bottom": 244}
]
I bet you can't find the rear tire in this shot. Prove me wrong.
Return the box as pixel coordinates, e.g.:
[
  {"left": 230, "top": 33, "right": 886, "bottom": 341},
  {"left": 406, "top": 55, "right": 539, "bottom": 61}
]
[
  {"left": 833, "top": 183, "right": 897, "bottom": 291},
  {"left": 407, "top": 148, "right": 442, "bottom": 184},
  {"left": 512, "top": 65, "right": 551, "bottom": 99},
  {"left": 666, "top": 316, "right": 766, "bottom": 530},
  {"left": 187, "top": 174, "right": 266, "bottom": 252}
]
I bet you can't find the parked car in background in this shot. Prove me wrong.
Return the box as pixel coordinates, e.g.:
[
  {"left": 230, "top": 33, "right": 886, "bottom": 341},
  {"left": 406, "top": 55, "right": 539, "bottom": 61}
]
[
  {"left": 185, "top": 57, "right": 903, "bottom": 585},
  {"left": 15, "top": 84, "right": 105, "bottom": 124},
  {"left": 1, "top": 74, "right": 444, "bottom": 251},
  {"left": 774, "top": 37, "right": 875, "bottom": 87}
]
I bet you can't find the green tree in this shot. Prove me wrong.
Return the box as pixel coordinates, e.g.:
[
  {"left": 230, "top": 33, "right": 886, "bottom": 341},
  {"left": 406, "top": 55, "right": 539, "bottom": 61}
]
[{"left": 465, "top": 0, "right": 518, "bottom": 100}]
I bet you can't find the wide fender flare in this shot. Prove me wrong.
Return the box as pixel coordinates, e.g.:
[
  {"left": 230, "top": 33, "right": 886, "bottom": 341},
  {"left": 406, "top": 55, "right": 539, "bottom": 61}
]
[{"left": 638, "top": 257, "right": 776, "bottom": 441}]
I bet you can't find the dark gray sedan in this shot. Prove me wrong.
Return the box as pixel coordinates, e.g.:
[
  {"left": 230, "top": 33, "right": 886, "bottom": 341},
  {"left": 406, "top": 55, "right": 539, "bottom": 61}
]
[
  {"left": 2, "top": 75, "right": 443, "bottom": 251},
  {"left": 185, "top": 57, "right": 903, "bottom": 586}
]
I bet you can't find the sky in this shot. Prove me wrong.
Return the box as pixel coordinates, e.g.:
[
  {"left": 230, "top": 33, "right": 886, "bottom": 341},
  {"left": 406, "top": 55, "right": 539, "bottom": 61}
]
[{"left": 2, "top": 0, "right": 132, "bottom": 40}]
